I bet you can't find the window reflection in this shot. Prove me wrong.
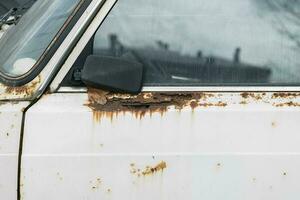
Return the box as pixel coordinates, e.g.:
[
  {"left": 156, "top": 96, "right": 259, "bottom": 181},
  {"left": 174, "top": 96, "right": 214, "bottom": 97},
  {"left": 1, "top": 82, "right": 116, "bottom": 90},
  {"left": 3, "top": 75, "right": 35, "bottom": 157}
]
[{"left": 93, "top": 0, "right": 300, "bottom": 86}]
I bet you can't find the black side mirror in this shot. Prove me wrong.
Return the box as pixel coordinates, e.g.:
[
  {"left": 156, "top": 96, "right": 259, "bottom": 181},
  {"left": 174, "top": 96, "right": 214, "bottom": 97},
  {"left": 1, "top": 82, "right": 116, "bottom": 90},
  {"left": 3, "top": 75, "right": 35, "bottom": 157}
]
[{"left": 82, "top": 55, "right": 143, "bottom": 94}]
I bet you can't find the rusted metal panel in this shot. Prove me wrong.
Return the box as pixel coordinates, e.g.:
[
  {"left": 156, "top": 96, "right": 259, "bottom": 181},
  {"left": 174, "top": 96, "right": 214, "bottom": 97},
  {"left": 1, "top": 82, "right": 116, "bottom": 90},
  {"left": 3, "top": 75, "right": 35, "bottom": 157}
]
[
  {"left": 20, "top": 91, "right": 300, "bottom": 200},
  {"left": 86, "top": 88, "right": 227, "bottom": 121},
  {"left": 0, "top": 74, "right": 42, "bottom": 100},
  {"left": 86, "top": 89, "right": 300, "bottom": 122},
  {"left": 0, "top": 101, "right": 30, "bottom": 200}
]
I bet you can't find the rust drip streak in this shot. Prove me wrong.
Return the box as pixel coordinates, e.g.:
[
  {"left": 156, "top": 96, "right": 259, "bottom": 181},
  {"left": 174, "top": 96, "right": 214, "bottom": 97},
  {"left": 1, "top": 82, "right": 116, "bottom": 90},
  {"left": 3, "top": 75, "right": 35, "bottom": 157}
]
[
  {"left": 86, "top": 89, "right": 300, "bottom": 122},
  {"left": 86, "top": 88, "right": 226, "bottom": 122}
]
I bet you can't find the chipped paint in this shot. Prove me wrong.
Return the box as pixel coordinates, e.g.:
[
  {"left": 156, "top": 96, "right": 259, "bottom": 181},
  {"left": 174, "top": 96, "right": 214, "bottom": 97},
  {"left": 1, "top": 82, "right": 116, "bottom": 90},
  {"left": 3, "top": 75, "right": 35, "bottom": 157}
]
[{"left": 86, "top": 88, "right": 225, "bottom": 121}]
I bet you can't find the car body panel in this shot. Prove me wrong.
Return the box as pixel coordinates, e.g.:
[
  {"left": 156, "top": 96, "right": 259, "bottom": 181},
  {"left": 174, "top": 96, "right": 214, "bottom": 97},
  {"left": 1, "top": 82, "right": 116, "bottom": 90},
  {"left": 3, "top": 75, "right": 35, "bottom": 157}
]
[
  {"left": 20, "top": 91, "right": 300, "bottom": 200},
  {"left": 0, "top": 101, "right": 30, "bottom": 200}
]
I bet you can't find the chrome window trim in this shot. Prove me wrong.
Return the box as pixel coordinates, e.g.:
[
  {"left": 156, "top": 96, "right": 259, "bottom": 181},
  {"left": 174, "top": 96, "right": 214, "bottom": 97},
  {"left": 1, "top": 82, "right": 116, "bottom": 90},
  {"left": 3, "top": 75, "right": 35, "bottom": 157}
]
[
  {"left": 49, "top": 0, "right": 117, "bottom": 93},
  {"left": 34, "top": 0, "right": 116, "bottom": 100},
  {"left": 57, "top": 86, "right": 300, "bottom": 93}
]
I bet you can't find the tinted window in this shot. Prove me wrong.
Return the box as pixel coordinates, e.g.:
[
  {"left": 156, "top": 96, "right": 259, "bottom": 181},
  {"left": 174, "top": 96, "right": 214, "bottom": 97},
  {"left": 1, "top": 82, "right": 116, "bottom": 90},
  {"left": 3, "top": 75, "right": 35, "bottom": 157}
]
[{"left": 92, "top": 0, "right": 300, "bottom": 86}]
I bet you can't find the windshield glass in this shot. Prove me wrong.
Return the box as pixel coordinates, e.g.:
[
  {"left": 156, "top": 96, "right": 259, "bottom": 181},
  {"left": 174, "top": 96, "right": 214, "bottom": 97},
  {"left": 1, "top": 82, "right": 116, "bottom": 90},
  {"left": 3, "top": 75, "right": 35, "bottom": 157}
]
[
  {"left": 93, "top": 0, "right": 300, "bottom": 86},
  {"left": 0, "top": 0, "right": 81, "bottom": 78}
]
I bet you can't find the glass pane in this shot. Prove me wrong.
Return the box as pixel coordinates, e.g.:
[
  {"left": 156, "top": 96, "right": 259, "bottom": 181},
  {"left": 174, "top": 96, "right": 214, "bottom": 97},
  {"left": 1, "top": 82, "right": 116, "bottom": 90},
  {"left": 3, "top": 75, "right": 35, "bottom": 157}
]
[
  {"left": 94, "top": 0, "right": 300, "bottom": 86},
  {"left": 0, "top": 0, "right": 81, "bottom": 77}
]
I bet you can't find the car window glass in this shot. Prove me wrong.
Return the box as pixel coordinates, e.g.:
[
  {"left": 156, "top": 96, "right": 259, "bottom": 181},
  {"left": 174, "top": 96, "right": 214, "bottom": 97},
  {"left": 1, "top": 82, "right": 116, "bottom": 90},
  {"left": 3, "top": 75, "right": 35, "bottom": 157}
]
[
  {"left": 0, "top": 0, "right": 80, "bottom": 77},
  {"left": 91, "top": 0, "right": 300, "bottom": 86}
]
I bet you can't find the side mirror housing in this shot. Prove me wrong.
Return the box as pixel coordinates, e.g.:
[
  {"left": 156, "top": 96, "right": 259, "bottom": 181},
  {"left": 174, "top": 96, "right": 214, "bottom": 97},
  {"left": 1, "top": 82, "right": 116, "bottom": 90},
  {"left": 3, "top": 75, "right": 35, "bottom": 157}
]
[{"left": 82, "top": 55, "right": 143, "bottom": 94}]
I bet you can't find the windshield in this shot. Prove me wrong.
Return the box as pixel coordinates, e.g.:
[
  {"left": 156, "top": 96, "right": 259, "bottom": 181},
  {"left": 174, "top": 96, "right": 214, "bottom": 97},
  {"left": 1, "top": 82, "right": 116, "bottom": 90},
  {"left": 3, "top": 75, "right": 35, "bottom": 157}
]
[{"left": 0, "top": 0, "right": 81, "bottom": 78}]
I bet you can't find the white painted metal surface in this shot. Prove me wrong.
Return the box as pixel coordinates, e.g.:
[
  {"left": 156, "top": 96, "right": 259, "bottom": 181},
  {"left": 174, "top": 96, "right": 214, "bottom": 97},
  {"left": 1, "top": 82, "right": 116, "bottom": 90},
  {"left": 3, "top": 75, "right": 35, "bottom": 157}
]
[
  {"left": 21, "top": 92, "right": 300, "bottom": 200},
  {"left": 0, "top": 101, "right": 30, "bottom": 200}
]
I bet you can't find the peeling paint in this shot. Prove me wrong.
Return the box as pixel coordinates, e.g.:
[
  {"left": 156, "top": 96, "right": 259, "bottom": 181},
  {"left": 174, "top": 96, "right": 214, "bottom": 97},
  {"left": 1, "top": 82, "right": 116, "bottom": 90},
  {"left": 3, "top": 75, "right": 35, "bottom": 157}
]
[
  {"left": 85, "top": 89, "right": 300, "bottom": 122},
  {"left": 86, "top": 88, "right": 225, "bottom": 121}
]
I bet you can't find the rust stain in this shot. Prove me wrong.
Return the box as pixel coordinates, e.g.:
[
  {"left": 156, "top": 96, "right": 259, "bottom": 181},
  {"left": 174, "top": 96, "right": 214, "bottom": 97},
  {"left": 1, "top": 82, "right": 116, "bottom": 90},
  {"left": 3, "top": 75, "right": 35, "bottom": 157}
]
[
  {"left": 4, "top": 75, "right": 41, "bottom": 97},
  {"left": 141, "top": 161, "right": 167, "bottom": 176},
  {"left": 90, "top": 178, "right": 102, "bottom": 190},
  {"left": 86, "top": 88, "right": 226, "bottom": 122},
  {"left": 240, "top": 92, "right": 266, "bottom": 100},
  {"left": 273, "top": 101, "right": 300, "bottom": 107},
  {"left": 272, "top": 93, "right": 300, "bottom": 99},
  {"left": 239, "top": 101, "right": 248, "bottom": 105},
  {"left": 130, "top": 161, "right": 167, "bottom": 177}
]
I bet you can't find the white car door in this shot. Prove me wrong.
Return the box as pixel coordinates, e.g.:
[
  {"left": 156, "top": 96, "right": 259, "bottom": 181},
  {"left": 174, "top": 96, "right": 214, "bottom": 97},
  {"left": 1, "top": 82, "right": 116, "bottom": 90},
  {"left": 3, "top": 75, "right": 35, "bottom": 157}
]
[{"left": 20, "top": 0, "right": 300, "bottom": 200}]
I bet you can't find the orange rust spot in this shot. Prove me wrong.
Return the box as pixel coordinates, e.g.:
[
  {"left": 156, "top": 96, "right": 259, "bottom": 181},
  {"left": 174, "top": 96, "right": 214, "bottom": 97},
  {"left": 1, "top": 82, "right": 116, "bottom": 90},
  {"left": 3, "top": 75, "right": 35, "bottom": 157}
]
[
  {"left": 141, "top": 161, "right": 167, "bottom": 176},
  {"left": 4, "top": 75, "right": 41, "bottom": 97},
  {"left": 240, "top": 92, "right": 265, "bottom": 100},
  {"left": 274, "top": 101, "right": 300, "bottom": 107},
  {"left": 272, "top": 93, "right": 300, "bottom": 99},
  {"left": 86, "top": 88, "right": 217, "bottom": 122}
]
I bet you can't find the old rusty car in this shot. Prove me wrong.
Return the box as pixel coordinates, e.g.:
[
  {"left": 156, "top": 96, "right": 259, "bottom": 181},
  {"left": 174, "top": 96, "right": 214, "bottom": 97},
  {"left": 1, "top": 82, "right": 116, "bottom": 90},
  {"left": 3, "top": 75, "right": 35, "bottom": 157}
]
[{"left": 1, "top": 0, "right": 300, "bottom": 199}]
